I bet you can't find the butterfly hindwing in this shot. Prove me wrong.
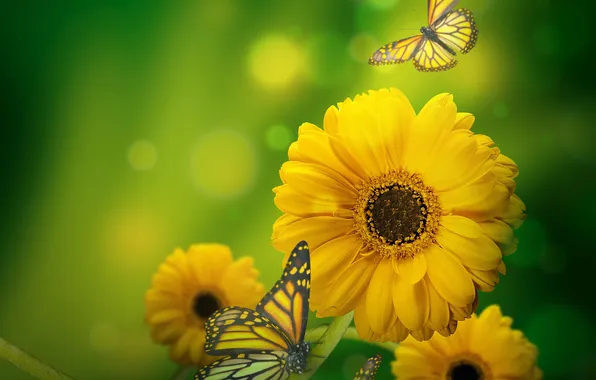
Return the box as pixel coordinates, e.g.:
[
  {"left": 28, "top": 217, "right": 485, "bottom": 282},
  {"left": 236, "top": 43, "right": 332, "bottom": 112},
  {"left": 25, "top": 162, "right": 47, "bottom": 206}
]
[
  {"left": 256, "top": 241, "right": 311, "bottom": 345},
  {"left": 205, "top": 307, "right": 291, "bottom": 355},
  {"left": 353, "top": 354, "right": 382, "bottom": 380},
  {"left": 428, "top": 0, "right": 460, "bottom": 25},
  {"left": 433, "top": 8, "right": 478, "bottom": 54},
  {"left": 194, "top": 351, "right": 290, "bottom": 380},
  {"left": 413, "top": 38, "right": 458, "bottom": 72},
  {"left": 368, "top": 35, "right": 424, "bottom": 66}
]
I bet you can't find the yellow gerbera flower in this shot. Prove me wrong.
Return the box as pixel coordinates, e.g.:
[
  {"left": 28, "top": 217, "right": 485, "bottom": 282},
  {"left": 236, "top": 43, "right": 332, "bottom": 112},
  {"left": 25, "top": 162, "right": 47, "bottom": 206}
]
[
  {"left": 145, "top": 244, "right": 265, "bottom": 366},
  {"left": 392, "top": 305, "right": 542, "bottom": 379},
  {"left": 272, "top": 89, "right": 525, "bottom": 341}
]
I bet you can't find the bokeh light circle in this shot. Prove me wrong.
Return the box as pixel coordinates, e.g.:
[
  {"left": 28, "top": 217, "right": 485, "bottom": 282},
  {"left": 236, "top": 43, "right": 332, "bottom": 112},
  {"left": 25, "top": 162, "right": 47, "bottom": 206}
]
[
  {"left": 349, "top": 33, "right": 380, "bottom": 63},
  {"left": 127, "top": 140, "right": 158, "bottom": 171},
  {"left": 265, "top": 124, "right": 294, "bottom": 151},
  {"left": 247, "top": 34, "right": 306, "bottom": 90},
  {"left": 191, "top": 130, "right": 257, "bottom": 198}
]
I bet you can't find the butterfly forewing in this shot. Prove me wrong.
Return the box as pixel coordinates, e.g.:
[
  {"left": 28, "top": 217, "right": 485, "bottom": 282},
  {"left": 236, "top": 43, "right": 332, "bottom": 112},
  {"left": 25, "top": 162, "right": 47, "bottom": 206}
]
[
  {"left": 368, "top": 35, "right": 424, "bottom": 66},
  {"left": 433, "top": 8, "right": 478, "bottom": 54},
  {"left": 194, "top": 351, "right": 290, "bottom": 380},
  {"left": 428, "top": 0, "right": 460, "bottom": 25},
  {"left": 256, "top": 241, "right": 311, "bottom": 345},
  {"left": 205, "top": 307, "right": 291, "bottom": 355},
  {"left": 353, "top": 354, "right": 382, "bottom": 380}
]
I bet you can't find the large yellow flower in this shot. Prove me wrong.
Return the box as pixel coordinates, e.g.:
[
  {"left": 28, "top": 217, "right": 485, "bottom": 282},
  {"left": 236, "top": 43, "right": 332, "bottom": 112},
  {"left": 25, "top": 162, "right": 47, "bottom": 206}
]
[
  {"left": 145, "top": 244, "right": 265, "bottom": 366},
  {"left": 272, "top": 89, "right": 525, "bottom": 341},
  {"left": 392, "top": 305, "right": 542, "bottom": 379}
]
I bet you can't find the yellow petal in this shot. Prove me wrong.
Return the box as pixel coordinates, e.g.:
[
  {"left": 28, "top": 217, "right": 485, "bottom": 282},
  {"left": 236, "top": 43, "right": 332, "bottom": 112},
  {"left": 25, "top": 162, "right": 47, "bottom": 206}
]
[
  {"left": 310, "top": 235, "right": 363, "bottom": 313},
  {"left": 441, "top": 215, "right": 483, "bottom": 238},
  {"left": 322, "top": 256, "right": 376, "bottom": 316},
  {"left": 468, "top": 268, "right": 499, "bottom": 291},
  {"left": 422, "top": 130, "right": 493, "bottom": 193},
  {"left": 323, "top": 106, "right": 340, "bottom": 135},
  {"left": 426, "top": 278, "right": 450, "bottom": 331},
  {"left": 274, "top": 185, "right": 353, "bottom": 217},
  {"left": 393, "top": 274, "right": 429, "bottom": 330},
  {"left": 187, "top": 244, "right": 233, "bottom": 286},
  {"left": 394, "top": 254, "right": 427, "bottom": 284},
  {"left": 272, "top": 215, "right": 353, "bottom": 254},
  {"left": 221, "top": 257, "right": 264, "bottom": 308},
  {"left": 281, "top": 161, "right": 358, "bottom": 201},
  {"left": 409, "top": 326, "right": 435, "bottom": 341},
  {"left": 425, "top": 245, "right": 475, "bottom": 307},
  {"left": 354, "top": 299, "right": 409, "bottom": 342},
  {"left": 336, "top": 99, "right": 389, "bottom": 177},
  {"left": 437, "top": 227, "right": 502, "bottom": 271},
  {"left": 293, "top": 126, "right": 366, "bottom": 183},
  {"left": 453, "top": 112, "right": 475, "bottom": 130},
  {"left": 366, "top": 259, "right": 398, "bottom": 333}
]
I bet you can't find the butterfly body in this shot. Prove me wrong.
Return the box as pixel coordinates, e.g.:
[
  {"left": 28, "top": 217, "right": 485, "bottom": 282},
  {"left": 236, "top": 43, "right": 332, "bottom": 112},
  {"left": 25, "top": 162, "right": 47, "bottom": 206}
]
[
  {"left": 420, "top": 26, "right": 456, "bottom": 56},
  {"left": 196, "top": 241, "right": 312, "bottom": 380},
  {"left": 369, "top": 0, "right": 478, "bottom": 72}
]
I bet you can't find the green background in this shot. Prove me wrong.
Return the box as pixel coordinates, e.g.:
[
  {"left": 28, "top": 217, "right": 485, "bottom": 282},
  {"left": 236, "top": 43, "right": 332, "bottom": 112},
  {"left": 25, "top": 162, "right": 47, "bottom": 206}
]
[{"left": 1, "top": 0, "right": 594, "bottom": 379}]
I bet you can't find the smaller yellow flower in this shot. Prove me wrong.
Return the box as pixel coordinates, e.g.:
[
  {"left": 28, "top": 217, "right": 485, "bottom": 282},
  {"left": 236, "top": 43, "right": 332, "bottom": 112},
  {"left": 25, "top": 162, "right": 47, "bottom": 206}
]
[
  {"left": 392, "top": 305, "right": 542, "bottom": 380},
  {"left": 145, "top": 244, "right": 265, "bottom": 366}
]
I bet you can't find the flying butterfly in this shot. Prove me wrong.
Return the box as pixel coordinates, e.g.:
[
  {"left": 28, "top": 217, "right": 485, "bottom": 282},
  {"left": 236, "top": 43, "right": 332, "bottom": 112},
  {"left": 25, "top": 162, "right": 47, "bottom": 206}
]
[
  {"left": 353, "top": 354, "right": 383, "bottom": 380},
  {"left": 195, "top": 240, "right": 311, "bottom": 380},
  {"left": 368, "top": 0, "right": 478, "bottom": 72}
]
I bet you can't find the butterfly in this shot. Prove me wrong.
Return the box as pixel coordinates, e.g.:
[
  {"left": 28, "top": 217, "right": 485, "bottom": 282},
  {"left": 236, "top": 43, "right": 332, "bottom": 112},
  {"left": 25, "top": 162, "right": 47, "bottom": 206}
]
[
  {"left": 368, "top": 0, "right": 478, "bottom": 72},
  {"left": 353, "top": 354, "right": 383, "bottom": 380},
  {"left": 195, "top": 240, "right": 311, "bottom": 380}
]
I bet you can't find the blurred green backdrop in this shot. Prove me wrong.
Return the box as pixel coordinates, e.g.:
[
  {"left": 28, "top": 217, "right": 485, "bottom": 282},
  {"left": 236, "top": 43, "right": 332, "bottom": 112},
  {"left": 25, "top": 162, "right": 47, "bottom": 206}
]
[{"left": 1, "top": 0, "right": 594, "bottom": 379}]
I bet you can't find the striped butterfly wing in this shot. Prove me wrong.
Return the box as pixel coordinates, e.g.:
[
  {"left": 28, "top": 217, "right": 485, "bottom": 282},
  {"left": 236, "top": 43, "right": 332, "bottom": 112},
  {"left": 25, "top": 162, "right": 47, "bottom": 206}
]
[
  {"left": 256, "top": 241, "right": 311, "bottom": 345},
  {"left": 353, "top": 354, "right": 382, "bottom": 380},
  {"left": 433, "top": 8, "right": 478, "bottom": 54},
  {"left": 368, "top": 35, "right": 424, "bottom": 66},
  {"left": 205, "top": 307, "right": 291, "bottom": 355},
  {"left": 412, "top": 38, "right": 458, "bottom": 72},
  {"left": 428, "top": 0, "right": 460, "bottom": 25},
  {"left": 195, "top": 351, "right": 290, "bottom": 380}
]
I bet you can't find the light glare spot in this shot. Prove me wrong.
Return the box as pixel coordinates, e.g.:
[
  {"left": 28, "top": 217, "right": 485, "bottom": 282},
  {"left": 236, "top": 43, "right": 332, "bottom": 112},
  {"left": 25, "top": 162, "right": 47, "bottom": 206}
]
[
  {"left": 128, "top": 140, "right": 158, "bottom": 171},
  {"left": 191, "top": 130, "right": 257, "bottom": 198},
  {"left": 248, "top": 34, "right": 306, "bottom": 90}
]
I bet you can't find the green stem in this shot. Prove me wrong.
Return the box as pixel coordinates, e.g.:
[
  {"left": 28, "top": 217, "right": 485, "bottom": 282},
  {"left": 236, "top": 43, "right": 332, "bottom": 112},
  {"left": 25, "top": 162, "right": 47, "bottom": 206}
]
[
  {"left": 291, "top": 311, "right": 354, "bottom": 380},
  {"left": 341, "top": 327, "right": 399, "bottom": 353},
  {"left": 0, "top": 336, "right": 77, "bottom": 380}
]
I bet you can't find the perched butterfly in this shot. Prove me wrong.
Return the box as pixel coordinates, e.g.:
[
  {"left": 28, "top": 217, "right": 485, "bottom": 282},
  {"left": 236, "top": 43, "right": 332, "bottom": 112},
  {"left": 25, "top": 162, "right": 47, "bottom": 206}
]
[
  {"left": 353, "top": 354, "right": 382, "bottom": 380},
  {"left": 368, "top": 0, "right": 478, "bottom": 72},
  {"left": 195, "top": 241, "right": 311, "bottom": 380}
]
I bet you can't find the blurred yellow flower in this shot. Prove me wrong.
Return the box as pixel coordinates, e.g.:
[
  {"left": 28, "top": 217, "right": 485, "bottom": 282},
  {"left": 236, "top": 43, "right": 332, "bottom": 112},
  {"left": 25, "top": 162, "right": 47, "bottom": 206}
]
[
  {"left": 145, "top": 244, "right": 265, "bottom": 366},
  {"left": 392, "top": 305, "right": 542, "bottom": 379},
  {"left": 272, "top": 89, "right": 525, "bottom": 342}
]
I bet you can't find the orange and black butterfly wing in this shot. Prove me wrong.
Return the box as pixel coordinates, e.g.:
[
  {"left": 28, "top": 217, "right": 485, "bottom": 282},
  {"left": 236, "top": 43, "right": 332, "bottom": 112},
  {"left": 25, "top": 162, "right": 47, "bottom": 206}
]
[
  {"left": 428, "top": 0, "right": 460, "bottom": 25},
  {"left": 353, "top": 354, "right": 383, "bottom": 380},
  {"left": 195, "top": 351, "right": 290, "bottom": 380},
  {"left": 412, "top": 38, "right": 458, "bottom": 72},
  {"left": 368, "top": 35, "right": 424, "bottom": 66},
  {"left": 256, "top": 241, "right": 311, "bottom": 345},
  {"left": 205, "top": 307, "right": 291, "bottom": 355},
  {"left": 433, "top": 8, "right": 478, "bottom": 54}
]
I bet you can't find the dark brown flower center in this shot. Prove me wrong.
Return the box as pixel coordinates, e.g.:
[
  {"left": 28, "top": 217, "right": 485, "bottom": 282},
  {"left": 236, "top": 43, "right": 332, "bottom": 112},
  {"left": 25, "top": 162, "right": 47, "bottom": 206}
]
[
  {"left": 367, "top": 185, "right": 427, "bottom": 245},
  {"left": 448, "top": 360, "right": 484, "bottom": 380},
  {"left": 192, "top": 292, "right": 221, "bottom": 319}
]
